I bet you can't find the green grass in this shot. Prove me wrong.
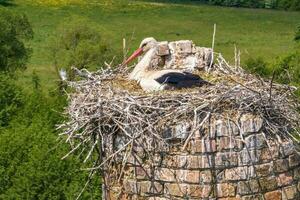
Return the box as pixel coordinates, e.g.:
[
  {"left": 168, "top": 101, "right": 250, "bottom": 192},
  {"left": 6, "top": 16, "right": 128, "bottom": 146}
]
[{"left": 7, "top": 0, "right": 300, "bottom": 88}]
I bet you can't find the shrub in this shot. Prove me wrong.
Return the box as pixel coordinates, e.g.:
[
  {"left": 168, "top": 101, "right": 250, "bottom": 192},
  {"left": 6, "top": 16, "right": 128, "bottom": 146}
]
[
  {"left": 0, "top": 74, "right": 23, "bottom": 127},
  {"left": 295, "top": 25, "right": 300, "bottom": 42},
  {"left": 244, "top": 57, "right": 271, "bottom": 77},
  {"left": 191, "top": 0, "right": 300, "bottom": 10},
  {"left": 276, "top": 0, "right": 300, "bottom": 10},
  {"left": 0, "top": 80, "right": 101, "bottom": 199},
  {"left": 0, "top": 8, "right": 33, "bottom": 72},
  {"left": 273, "top": 51, "right": 300, "bottom": 85},
  {"left": 50, "top": 17, "right": 117, "bottom": 80}
]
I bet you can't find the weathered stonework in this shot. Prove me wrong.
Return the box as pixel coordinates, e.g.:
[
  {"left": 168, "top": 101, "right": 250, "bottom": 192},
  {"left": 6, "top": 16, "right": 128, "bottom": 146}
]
[
  {"left": 147, "top": 40, "right": 213, "bottom": 71},
  {"left": 109, "top": 114, "right": 300, "bottom": 199}
]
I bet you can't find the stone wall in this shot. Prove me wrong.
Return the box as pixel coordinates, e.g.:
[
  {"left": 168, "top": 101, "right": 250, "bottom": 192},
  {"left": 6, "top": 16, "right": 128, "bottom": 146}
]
[
  {"left": 109, "top": 114, "right": 300, "bottom": 200},
  {"left": 146, "top": 40, "right": 212, "bottom": 72}
]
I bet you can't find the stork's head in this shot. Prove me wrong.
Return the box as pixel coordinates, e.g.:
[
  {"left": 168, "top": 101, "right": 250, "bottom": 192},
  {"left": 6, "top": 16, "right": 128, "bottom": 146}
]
[
  {"left": 139, "top": 37, "right": 157, "bottom": 52},
  {"left": 123, "top": 37, "right": 157, "bottom": 65}
]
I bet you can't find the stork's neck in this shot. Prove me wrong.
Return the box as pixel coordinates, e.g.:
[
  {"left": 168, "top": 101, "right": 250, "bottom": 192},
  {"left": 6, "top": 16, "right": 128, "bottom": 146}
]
[{"left": 129, "top": 47, "right": 157, "bottom": 80}]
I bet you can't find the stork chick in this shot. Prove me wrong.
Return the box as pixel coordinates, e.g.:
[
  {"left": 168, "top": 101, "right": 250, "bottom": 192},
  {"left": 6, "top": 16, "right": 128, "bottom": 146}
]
[{"left": 123, "top": 37, "right": 209, "bottom": 92}]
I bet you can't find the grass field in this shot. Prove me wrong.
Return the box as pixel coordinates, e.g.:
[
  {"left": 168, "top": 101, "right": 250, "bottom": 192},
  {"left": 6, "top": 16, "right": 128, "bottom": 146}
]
[{"left": 7, "top": 0, "right": 300, "bottom": 88}]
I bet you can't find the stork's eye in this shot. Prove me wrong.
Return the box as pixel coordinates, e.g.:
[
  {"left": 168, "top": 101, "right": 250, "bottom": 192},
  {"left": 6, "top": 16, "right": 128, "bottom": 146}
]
[{"left": 142, "top": 43, "right": 147, "bottom": 47}]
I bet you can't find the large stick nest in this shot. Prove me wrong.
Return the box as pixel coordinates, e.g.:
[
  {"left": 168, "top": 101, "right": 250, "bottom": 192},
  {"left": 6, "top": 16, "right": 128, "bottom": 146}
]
[{"left": 58, "top": 53, "right": 300, "bottom": 197}]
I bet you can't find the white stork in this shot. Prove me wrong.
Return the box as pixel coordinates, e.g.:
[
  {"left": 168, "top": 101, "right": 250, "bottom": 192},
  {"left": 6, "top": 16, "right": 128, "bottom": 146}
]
[{"left": 123, "top": 37, "right": 209, "bottom": 92}]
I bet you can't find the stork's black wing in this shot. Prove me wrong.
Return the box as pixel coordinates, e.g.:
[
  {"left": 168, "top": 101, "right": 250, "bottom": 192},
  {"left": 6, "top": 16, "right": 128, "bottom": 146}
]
[{"left": 154, "top": 72, "right": 209, "bottom": 88}]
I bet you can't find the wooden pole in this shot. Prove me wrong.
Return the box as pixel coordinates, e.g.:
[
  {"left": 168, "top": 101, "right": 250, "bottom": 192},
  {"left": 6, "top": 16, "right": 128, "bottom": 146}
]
[
  {"left": 123, "top": 38, "right": 126, "bottom": 65},
  {"left": 208, "top": 24, "right": 216, "bottom": 72}
]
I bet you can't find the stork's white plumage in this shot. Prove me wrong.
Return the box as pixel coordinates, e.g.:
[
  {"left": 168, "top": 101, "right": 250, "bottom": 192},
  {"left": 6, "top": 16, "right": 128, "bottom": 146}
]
[{"left": 124, "top": 37, "right": 209, "bottom": 92}]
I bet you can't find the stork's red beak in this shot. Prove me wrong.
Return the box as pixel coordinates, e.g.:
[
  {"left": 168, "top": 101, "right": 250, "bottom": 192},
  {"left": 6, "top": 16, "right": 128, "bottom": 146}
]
[{"left": 123, "top": 47, "right": 143, "bottom": 65}]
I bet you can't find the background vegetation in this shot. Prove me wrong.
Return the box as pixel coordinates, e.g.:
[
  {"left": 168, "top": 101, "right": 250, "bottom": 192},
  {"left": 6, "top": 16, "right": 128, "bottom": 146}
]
[
  {"left": 0, "top": 0, "right": 299, "bottom": 199},
  {"left": 0, "top": 7, "right": 101, "bottom": 199},
  {"left": 198, "top": 0, "right": 300, "bottom": 10},
  {"left": 147, "top": 0, "right": 300, "bottom": 10}
]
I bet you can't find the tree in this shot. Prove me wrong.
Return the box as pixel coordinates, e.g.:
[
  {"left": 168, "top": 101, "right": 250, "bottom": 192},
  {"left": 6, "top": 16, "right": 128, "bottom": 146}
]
[{"left": 0, "top": 8, "right": 33, "bottom": 72}]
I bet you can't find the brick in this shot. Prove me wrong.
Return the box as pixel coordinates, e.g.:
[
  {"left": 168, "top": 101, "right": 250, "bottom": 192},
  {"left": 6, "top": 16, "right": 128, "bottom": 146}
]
[
  {"left": 175, "top": 155, "right": 188, "bottom": 168},
  {"left": 288, "top": 154, "right": 300, "bottom": 168},
  {"left": 177, "top": 169, "right": 199, "bottom": 184},
  {"left": 274, "top": 159, "right": 289, "bottom": 173},
  {"left": 164, "top": 183, "right": 188, "bottom": 197},
  {"left": 217, "top": 136, "right": 243, "bottom": 151},
  {"left": 277, "top": 172, "right": 293, "bottom": 187},
  {"left": 155, "top": 168, "right": 175, "bottom": 182},
  {"left": 162, "top": 184, "right": 211, "bottom": 198},
  {"left": 127, "top": 154, "right": 143, "bottom": 165},
  {"left": 214, "top": 119, "right": 239, "bottom": 137},
  {"left": 123, "top": 179, "right": 138, "bottom": 194},
  {"left": 237, "top": 180, "right": 260, "bottom": 195},
  {"left": 294, "top": 167, "right": 300, "bottom": 180},
  {"left": 259, "top": 146, "right": 279, "bottom": 160},
  {"left": 189, "top": 184, "right": 212, "bottom": 198},
  {"left": 241, "top": 194, "right": 264, "bottom": 200},
  {"left": 282, "top": 185, "right": 297, "bottom": 200},
  {"left": 245, "top": 134, "right": 266, "bottom": 149},
  {"left": 239, "top": 149, "right": 261, "bottom": 165},
  {"left": 219, "top": 198, "right": 241, "bottom": 200},
  {"left": 182, "top": 55, "right": 199, "bottom": 71},
  {"left": 161, "top": 155, "right": 186, "bottom": 168},
  {"left": 264, "top": 190, "right": 281, "bottom": 200},
  {"left": 240, "top": 114, "right": 263, "bottom": 134},
  {"left": 157, "top": 41, "right": 169, "bottom": 56},
  {"left": 148, "top": 197, "right": 169, "bottom": 200},
  {"left": 259, "top": 176, "right": 278, "bottom": 191},
  {"left": 216, "top": 170, "right": 225, "bottom": 181},
  {"left": 199, "top": 170, "right": 213, "bottom": 183},
  {"left": 176, "top": 40, "right": 193, "bottom": 54},
  {"left": 279, "top": 141, "right": 295, "bottom": 157},
  {"left": 188, "top": 138, "right": 216, "bottom": 153},
  {"left": 255, "top": 163, "right": 273, "bottom": 177},
  {"left": 135, "top": 166, "right": 151, "bottom": 179},
  {"left": 176, "top": 169, "right": 212, "bottom": 184},
  {"left": 239, "top": 148, "right": 275, "bottom": 166},
  {"left": 195, "top": 47, "right": 213, "bottom": 69},
  {"left": 225, "top": 166, "right": 255, "bottom": 181},
  {"left": 215, "top": 152, "right": 238, "bottom": 168},
  {"left": 186, "top": 155, "right": 213, "bottom": 169},
  {"left": 138, "top": 181, "right": 163, "bottom": 194},
  {"left": 217, "top": 183, "right": 236, "bottom": 197}
]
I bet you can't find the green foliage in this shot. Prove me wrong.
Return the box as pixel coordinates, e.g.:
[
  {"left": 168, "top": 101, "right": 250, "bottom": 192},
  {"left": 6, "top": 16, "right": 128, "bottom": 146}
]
[
  {"left": 276, "top": 0, "right": 300, "bottom": 10},
  {"left": 0, "top": 77, "right": 101, "bottom": 199},
  {"left": 0, "top": 8, "right": 33, "bottom": 72},
  {"left": 244, "top": 47, "right": 300, "bottom": 97},
  {"left": 273, "top": 51, "right": 300, "bottom": 85},
  {"left": 186, "top": 0, "right": 300, "bottom": 10},
  {"left": 244, "top": 57, "right": 271, "bottom": 77},
  {"left": 31, "top": 70, "right": 41, "bottom": 90},
  {"left": 206, "top": 0, "right": 266, "bottom": 8},
  {"left": 50, "top": 17, "right": 116, "bottom": 80},
  {"left": 295, "top": 25, "right": 300, "bottom": 42},
  {"left": 0, "top": 74, "right": 23, "bottom": 127},
  {"left": 0, "top": 0, "right": 12, "bottom": 5}
]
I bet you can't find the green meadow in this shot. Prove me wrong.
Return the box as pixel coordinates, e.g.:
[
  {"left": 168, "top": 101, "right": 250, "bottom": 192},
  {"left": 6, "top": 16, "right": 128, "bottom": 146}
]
[{"left": 8, "top": 0, "right": 300, "bottom": 87}]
